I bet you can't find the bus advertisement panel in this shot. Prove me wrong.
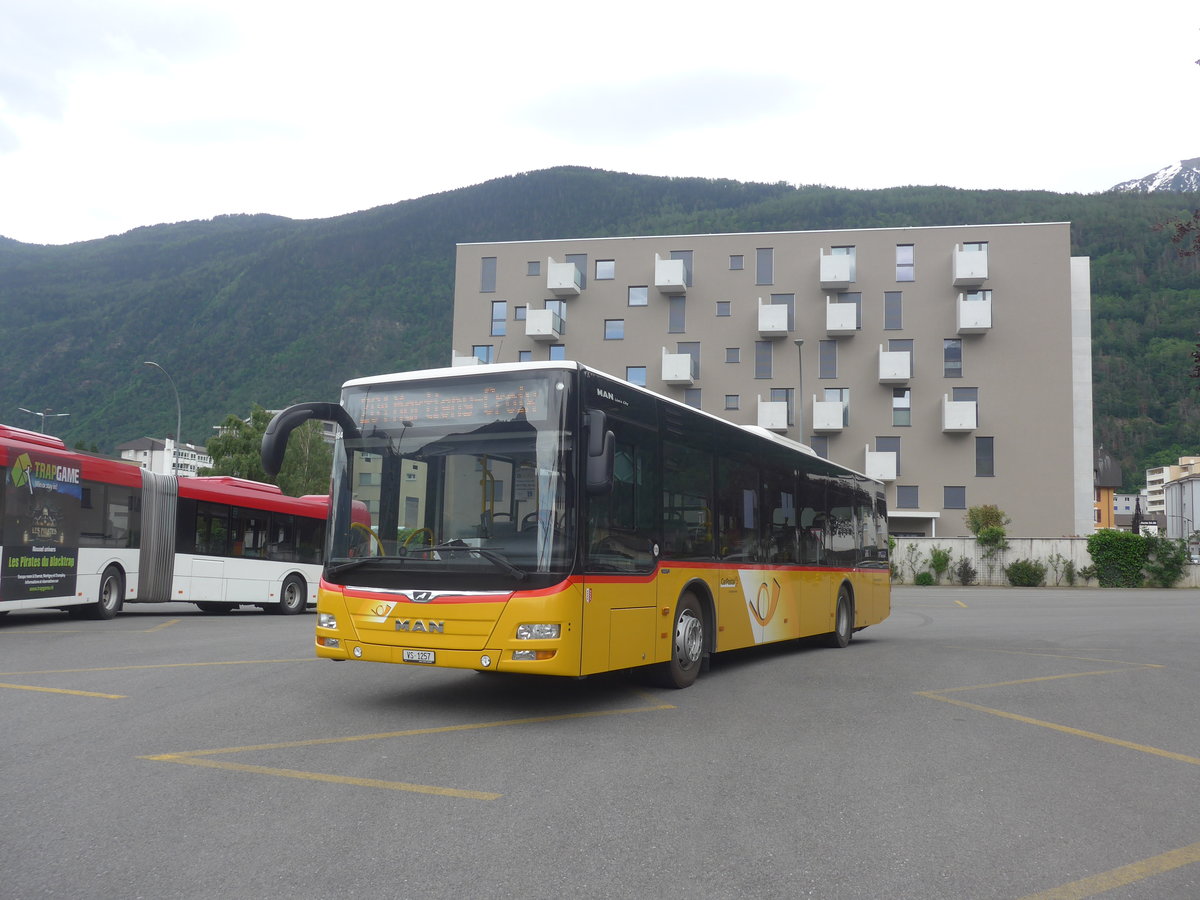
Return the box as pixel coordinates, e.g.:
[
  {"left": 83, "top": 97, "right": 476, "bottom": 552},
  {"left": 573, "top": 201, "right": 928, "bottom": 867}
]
[
  {"left": 2, "top": 449, "right": 82, "bottom": 601},
  {"left": 263, "top": 362, "right": 890, "bottom": 688}
]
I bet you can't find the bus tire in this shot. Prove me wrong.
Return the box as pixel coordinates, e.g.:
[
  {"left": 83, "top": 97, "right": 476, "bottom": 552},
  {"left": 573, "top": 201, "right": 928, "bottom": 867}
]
[
  {"left": 827, "top": 587, "right": 853, "bottom": 648},
  {"left": 276, "top": 575, "right": 307, "bottom": 615},
  {"left": 656, "top": 592, "right": 706, "bottom": 689},
  {"left": 87, "top": 566, "right": 124, "bottom": 620}
]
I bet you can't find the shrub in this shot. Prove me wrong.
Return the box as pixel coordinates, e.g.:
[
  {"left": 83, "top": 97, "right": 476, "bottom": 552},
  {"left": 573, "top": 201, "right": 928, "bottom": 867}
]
[
  {"left": 1086, "top": 531, "right": 1146, "bottom": 588},
  {"left": 953, "top": 557, "right": 977, "bottom": 585},
  {"left": 1143, "top": 534, "right": 1190, "bottom": 588},
  {"left": 914, "top": 571, "right": 935, "bottom": 586},
  {"left": 928, "top": 545, "right": 953, "bottom": 584},
  {"left": 1005, "top": 558, "right": 1047, "bottom": 587}
]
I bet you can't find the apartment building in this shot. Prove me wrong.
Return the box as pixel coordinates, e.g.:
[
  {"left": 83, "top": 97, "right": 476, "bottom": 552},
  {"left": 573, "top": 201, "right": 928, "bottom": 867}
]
[
  {"left": 1147, "top": 456, "right": 1200, "bottom": 537},
  {"left": 117, "top": 436, "right": 212, "bottom": 476},
  {"left": 452, "top": 223, "right": 1093, "bottom": 538}
]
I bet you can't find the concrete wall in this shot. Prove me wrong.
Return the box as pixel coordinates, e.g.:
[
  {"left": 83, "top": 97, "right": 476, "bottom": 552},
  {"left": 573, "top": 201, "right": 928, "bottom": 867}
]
[{"left": 892, "top": 536, "right": 1200, "bottom": 588}]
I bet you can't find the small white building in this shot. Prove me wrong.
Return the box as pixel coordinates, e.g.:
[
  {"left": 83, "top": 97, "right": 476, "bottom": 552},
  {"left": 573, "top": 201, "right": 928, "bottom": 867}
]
[{"left": 116, "top": 436, "right": 212, "bottom": 476}]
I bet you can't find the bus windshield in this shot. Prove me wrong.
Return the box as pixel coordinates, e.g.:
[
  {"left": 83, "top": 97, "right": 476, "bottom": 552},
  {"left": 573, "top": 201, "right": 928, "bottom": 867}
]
[{"left": 326, "top": 370, "right": 576, "bottom": 588}]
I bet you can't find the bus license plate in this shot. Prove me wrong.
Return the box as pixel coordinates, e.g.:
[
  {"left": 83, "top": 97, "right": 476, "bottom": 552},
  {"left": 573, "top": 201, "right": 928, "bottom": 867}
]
[{"left": 402, "top": 649, "right": 435, "bottom": 664}]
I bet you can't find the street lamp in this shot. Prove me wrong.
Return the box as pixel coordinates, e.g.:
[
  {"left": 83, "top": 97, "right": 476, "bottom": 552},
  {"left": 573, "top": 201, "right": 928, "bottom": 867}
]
[
  {"left": 18, "top": 407, "right": 70, "bottom": 433},
  {"left": 793, "top": 338, "right": 804, "bottom": 442},
  {"left": 143, "top": 361, "right": 182, "bottom": 475}
]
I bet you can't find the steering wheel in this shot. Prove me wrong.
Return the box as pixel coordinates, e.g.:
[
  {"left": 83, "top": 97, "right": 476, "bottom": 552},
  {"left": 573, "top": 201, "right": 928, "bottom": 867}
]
[{"left": 351, "top": 521, "right": 384, "bottom": 555}]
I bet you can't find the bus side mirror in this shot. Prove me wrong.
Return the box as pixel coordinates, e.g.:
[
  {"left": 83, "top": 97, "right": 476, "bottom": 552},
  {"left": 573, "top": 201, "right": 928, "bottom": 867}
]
[
  {"left": 585, "top": 409, "right": 615, "bottom": 495},
  {"left": 261, "top": 401, "right": 360, "bottom": 477}
]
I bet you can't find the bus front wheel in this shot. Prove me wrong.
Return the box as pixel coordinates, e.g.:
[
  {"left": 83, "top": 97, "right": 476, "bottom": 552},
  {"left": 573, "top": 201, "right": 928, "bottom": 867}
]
[
  {"left": 827, "top": 587, "right": 853, "bottom": 648},
  {"left": 276, "top": 575, "right": 307, "bottom": 615},
  {"left": 656, "top": 592, "right": 706, "bottom": 689},
  {"left": 87, "top": 566, "right": 124, "bottom": 620}
]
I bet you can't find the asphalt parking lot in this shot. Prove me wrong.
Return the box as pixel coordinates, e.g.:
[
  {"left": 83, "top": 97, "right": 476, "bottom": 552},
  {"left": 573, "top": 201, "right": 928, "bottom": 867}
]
[{"left": 2, "top": 586, "right": 1199, "bottom": 900}]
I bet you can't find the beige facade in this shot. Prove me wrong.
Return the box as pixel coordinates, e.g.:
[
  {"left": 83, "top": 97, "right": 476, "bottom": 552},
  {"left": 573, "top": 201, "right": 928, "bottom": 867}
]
[{"left": 452, "top": 223, "right": 1093, "bottom": 538}]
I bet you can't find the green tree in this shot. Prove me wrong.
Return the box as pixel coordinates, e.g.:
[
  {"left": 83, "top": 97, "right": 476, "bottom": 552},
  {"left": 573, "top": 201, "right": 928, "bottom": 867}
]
[
  {"left": 964, "top": 504, "right": 1010, "bottom": 535},
  {"left": 201, "top": 404, "right": 332, "bottom": 496}
]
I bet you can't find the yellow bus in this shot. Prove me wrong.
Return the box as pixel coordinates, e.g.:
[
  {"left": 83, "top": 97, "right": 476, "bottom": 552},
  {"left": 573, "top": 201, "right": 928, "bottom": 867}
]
[{"left": 262, "top": 361, "right": 890, "bottom": 688}]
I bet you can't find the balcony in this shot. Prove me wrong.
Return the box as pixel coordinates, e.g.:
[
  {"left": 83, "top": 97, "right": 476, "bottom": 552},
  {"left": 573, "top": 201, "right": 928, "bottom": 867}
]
[
  {"left": 757, "top": 300, "right": 789, "bottom": 338},
  {"left": 811, "top": 399, "right": 845, "bottom": 432},
  {"left": 953, "top": 244, "right": 988, "bottom": 286},
  {"left": 525, "top": 308, "right": 564, "bottom": 341},
  {"left": 757, "top": 398, "right": 789, "bottom": 433},
  {"left": 878, "top": 345, "right": 911, "bottom": 383},
  {"left": 662, "top": 347, "right": 697, "bottom": 385},
  {"left": 546, "top": 258, "right": 582, "bottom": 296},
  {"left": 819, "top": 251, "right": 852, "bottom": 290},
  {"left": 451, "top": 353, "right": 483, "bottom": 367},
  {"left": 942, "top": 395, "right": 978, "bottom": 432},
  {"left": 864, "top": 446, "right": 897, "bottom": 482},
  {"left": 655, "top": 254, "right": 687, "bottom": 293},
  {"left": 957, "top": 292, "right": 992, "bottom": 333},
  {"left": 826, "top": 297, "right": 858, "bottom": 335}
]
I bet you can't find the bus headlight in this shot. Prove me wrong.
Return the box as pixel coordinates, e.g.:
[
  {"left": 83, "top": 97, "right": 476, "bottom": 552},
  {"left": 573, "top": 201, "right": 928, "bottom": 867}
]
[
  {"left": 318, "top": 613, "right": 337, "bottom": 629},
  {"left": 516, "top": 624, "right": 560, "bottom": 640}
]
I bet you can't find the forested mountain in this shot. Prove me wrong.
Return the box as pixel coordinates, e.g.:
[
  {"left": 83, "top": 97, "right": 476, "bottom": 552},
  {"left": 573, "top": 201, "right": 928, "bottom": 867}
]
[{"left": 1, "top": 166, "right": 1198, "bottom": 489}]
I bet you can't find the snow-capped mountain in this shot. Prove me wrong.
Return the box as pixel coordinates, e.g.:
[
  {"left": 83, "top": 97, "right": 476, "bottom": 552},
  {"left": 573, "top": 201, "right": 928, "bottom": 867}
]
[{"left": 1109, "top": 157, "right": 1200, "bottom": 193}]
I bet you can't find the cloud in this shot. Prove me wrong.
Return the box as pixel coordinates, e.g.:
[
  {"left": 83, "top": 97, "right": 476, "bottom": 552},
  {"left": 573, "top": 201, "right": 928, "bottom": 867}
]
[{"left": 520, "top": 71, "right": 807, "bottom": 144}]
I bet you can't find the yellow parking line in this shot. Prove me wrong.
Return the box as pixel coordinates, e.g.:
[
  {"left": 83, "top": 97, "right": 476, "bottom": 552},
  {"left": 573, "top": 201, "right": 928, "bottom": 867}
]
[
  {"left": 954, "top": 600, "right": 968, "bottom": 608},
  {"left": 143, "top": 700, "right": 676, "bottom": 799},
  {"left": 923, "top": 667, "right": 1156, "bottom": 694},
  {"left": 0, "top": 682, "right": 125, "bottom": 699},
  {"left": 142, "top": 618, "right": 182, "bottom": 632},
  {"left": 1018, "top": 839, "right": 1200, "bottom": 900}
]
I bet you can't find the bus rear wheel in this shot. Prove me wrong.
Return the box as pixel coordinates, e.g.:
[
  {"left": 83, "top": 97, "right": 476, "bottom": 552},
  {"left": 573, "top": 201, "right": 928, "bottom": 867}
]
[
  {"left": 275, "top": 575, "right": 307, "bottom": 615},
  {"left": 655, "top": 592, "right": 706, "bottom": 689},
  {"left": 827, "top": 587, "right": 853, "bottom": 648},
  {"left": 86, "top": 566, "right": 124, "bottom": 620}
]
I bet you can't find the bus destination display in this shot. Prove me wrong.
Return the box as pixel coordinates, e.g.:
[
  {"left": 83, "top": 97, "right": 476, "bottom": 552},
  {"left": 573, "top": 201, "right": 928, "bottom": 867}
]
[{"left": 359, "top": 380, "right": 551, "bottom": 429}]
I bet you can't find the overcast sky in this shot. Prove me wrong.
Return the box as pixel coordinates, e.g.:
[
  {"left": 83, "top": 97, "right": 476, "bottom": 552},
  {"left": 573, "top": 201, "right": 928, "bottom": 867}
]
[{"left": 1, "top": 1, "right": 1197, "bottom": 245}]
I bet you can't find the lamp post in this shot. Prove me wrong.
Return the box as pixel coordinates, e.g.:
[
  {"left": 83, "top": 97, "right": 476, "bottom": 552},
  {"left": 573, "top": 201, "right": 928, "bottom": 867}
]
[
  {"left": 143, "top": 361, "right": 182, "bottom": 475},
  {"left": 793, "top": 338, "right": 804, "bottom": 442},
  {"left": 18, "top": 407, "right": 70, "bottom": 433}
]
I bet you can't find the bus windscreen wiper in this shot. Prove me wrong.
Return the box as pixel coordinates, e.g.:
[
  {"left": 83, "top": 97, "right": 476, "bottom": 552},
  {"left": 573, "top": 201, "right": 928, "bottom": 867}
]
[
  {"left": 421, "top": 542, "right": 527, "bottom": 581},
  {"left": 325, "top": 556, "right": 410, "bottom": 577}
]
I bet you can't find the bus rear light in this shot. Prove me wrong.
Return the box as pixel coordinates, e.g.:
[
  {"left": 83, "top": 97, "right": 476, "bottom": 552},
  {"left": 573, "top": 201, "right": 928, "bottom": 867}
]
[
  {"left": 317, "top": 613, "right": 337, "bottom": 629},
  {"left": 516, "top": 624, "right": 560, "bottom": 640},
  {"left": 512, "top": 649, "right": 556, "bottom": 661}
]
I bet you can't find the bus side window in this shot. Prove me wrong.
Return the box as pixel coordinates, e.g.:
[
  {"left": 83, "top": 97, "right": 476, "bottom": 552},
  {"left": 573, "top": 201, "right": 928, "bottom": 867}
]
[
  {"left": 797, "top": 474, "right": 825, "bottom": 565},
  {"left": 585, "top": 422, "right": 657, "bottom": 573},
  {"left": 718, "top": 458, "right": 758, "bottom": 561}
]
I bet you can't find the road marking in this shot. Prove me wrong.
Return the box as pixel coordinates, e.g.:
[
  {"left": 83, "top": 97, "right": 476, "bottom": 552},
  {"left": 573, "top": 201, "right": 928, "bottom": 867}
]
[
  {"left": 0, "top": 658, "right": 314, "bottom": 676},
  {"left": 142, "top": 618, "right": 181, "bottom": 632},
  {"left": 921, "top": 667, "right": 1156, "bottom": 694},
  {"left": 0, "top": 681, "right": 125, "bottom": 699},
  {"left": 1017, "top": 839, "right": 1200, "bottom": 899},
  {"left": 945, "top": 645, "right": 1165, "bottom": 667},
  {"left": 142, "top": 700, "right": 676, "bottom": 799},
  {"left": 954, "top": 600, "right": 968, "bottom": 608}
]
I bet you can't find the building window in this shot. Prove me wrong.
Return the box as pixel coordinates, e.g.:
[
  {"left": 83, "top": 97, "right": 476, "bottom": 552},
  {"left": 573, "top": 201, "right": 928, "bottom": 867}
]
[
  {"left": 626, "top": 366, "right": 646, "bottom": 386},
  {"left": 518, "top": 350, "right": 532, "bottom": 362},
  {"left": 671, "top": 250, "right": 694, "bottom": 287},
  {"left": 889, "top": 339, "right": 914, "bottom": 376},
  {"left": 756, "top": 248, "right": 773, "bottom": 285},
  {"left": 892, "top": 388, "right": 911, "bottom": 426},
  {"left": 677, "top": 342, "right": 700, "bottom": 379},
  {"left": 896, "top": 244, "right": 914, "bottom": 282},
  {"left": 683, "top": 388, "right": 701, "bottom": 409},
  {"left": 527, "top": 260, "right": 540, "bottom": 276},
  {"left": 490, "top": 301, "right": 507, "bottom": 336},
  {"left": 668, "top": 296, "right": 686, "bottom": 333},
  {"left": 818, "top": 340, "right": 837, "bottom": 379},
  {"left": 896, "top": 485, "right": 918, "bottom": 509},
  {"left": 944, "top": 339, "right": 963, "bottom": 378},
  {"left": 715, "top": 300, "right": 731, "bottom": 317},
  {"left": 481, "top": 257, "right": 497, "bottom": 293},
  {"left": 953, "top": 387, "right": 978, "bottom": 403},
  {"left": 514, "top": 304, "right": 527, "bottom": 321},
  {"left": 725, "top": 347, "right": 740, "bottom": 364},
  {"left": 725, "top": 394, "right": 740, "bottom": 410},
  {"left": 604, "top": 319, "right": 625, "bottom": 340},
  {"left": 546, "top": 299, "right": 566, "bottom": 333},
  {"left": 964, "top": 289, "right": 992, "bottom": 303},
  {"left": 976, "top": 437, "right": 994, "bottom": 476},
  {"left": 472, "top": 345, "right": 494, "bottom": 363},
  {"left": 877, "top": 436, "right": 901, "bottom": 476},
  {"left": 729, "top": 254, "right": 744, "bottom": 270},
  {"left": 754, "top": 341, "right": 772, "bottom": 379},
  {"left": 824, "top": 388, "right": 849, "bottom": 426},
  {"left": 770, "top": 293, "right": 796, "bottom": 330},
  {"left": 770, "top": 387, "right": 794, "bottom": 426},
  {"left": 628, "top": 285, "right": 648, "bottom": 307},
  {"left": 945, "top": 486, "right": 966, "bottom": 509},
  {"left": 595, "top": 260, "right": 615, "bottom": 280},
  {"left": 549, "top": 344, "right": 565, "bottom": 361},
  {"left": 963, "top": 241, "right": 988, "bottom": 253},
  {"left": 809, "top": 435, "right": 829, "bottom": 459},
  {"left": 884, "top": 291, "right": 903, "bottom": 330},
  {"left": 835, "top": 292, "right": 862, "bottom": 329},
  {"left": 831, "top": 245, "right": 856, "bottom": 281},
  {"left": 565, "top": 253, "right": 587, "bottom": 289}
]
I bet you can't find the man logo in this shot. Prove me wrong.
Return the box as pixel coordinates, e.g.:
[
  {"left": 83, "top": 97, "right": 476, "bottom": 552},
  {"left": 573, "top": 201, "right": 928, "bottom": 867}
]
[
  {"left": 395, "top": 619, "right": 445, "bottom": 633},
  {"left": 411, "top": 591, "right": 433, "bottom": 603}
]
